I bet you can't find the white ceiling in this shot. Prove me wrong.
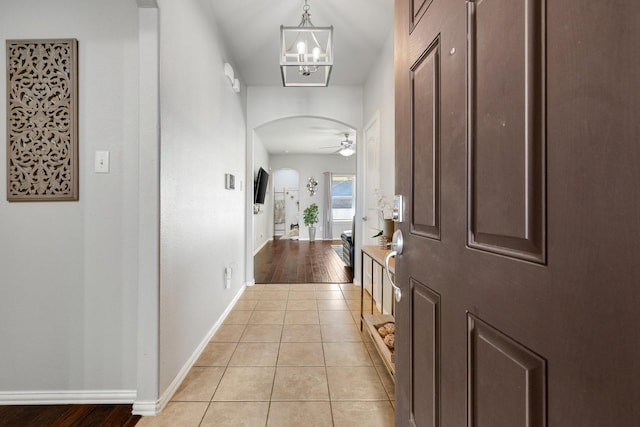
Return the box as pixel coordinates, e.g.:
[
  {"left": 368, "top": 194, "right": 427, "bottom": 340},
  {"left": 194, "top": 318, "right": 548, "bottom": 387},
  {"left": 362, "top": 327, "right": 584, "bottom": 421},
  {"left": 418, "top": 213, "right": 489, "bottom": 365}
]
[{"left": 208, "top": 0, "right": 393, "bottom": 155}]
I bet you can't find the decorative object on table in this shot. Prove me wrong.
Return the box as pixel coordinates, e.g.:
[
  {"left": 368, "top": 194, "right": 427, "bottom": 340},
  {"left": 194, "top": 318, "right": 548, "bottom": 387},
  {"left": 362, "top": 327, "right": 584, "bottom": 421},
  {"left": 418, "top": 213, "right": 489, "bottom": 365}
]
[
  {"left": 303, "top": 202, "right": 319, "bottom": 241},
  {"left": 6, "top": 39, "right": 79, "bottom": 201},
  {"left": 371, "top": 218, "right": 394, "bottom": 248},
  {"left": 306, "top": 176, "right": 318, "bottom": 196},
  {"left": 382, "top": 218, "right": 394, "bottom": 240},
  {"left": 372, "top": 189, "right": 394, "bottom": 247},
  {"left": 280, "top": 0, "right": 333, "bottom": 87},
  {"left": 375, "top": 321, "right": 396, "bottom": 353}
]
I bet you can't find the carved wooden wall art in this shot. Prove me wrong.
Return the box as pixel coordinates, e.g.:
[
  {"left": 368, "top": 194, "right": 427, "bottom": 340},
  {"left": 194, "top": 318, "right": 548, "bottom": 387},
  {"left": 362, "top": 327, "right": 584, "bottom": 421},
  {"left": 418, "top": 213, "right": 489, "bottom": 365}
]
[{"left": 6, "top": 39, "right": 78, "bottom": 201}]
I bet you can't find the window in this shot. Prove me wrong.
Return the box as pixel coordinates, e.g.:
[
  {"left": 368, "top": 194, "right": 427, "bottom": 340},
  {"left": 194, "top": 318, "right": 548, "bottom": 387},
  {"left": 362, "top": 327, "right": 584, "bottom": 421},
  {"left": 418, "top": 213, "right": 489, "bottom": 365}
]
[{"left": 331, "top": 174, "right": 355, "bottom": 221}]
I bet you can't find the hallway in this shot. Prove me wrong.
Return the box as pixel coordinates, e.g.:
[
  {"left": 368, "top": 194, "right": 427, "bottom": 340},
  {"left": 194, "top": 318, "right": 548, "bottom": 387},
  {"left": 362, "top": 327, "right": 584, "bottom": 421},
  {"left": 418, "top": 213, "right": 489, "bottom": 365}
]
[
  {"left": 138, "top": 283, "right": 394, "bottom": 426},
  {"left": 254, "top": 240, "right": 353, "bottom": 284}
]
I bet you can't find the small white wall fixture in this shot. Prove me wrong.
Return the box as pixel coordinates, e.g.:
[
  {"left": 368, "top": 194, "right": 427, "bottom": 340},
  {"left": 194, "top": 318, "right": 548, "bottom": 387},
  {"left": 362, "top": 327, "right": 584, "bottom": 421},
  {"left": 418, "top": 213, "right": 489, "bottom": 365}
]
[{"left": 223, "top": 62, "right": 240, "bottom": 93}]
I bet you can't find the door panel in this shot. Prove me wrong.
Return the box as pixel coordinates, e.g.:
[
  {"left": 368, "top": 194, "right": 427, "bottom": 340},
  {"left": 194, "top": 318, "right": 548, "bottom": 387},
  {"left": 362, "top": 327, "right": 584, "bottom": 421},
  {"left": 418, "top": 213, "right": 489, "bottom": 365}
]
[
  {"left": 467, "top": 0, "right": 546, "bottom": 262},
  {"left": 468, "top": 315, "right": 546, "bottom": 427},
  {"left": 410, "top": 279, "right": 440, "bottom": 426},
  {"left": 411, "top": 38, "right": 441, "bottom": 239},
  {"left": 411, "top": 0, "right": 433, "bottom": 29}
]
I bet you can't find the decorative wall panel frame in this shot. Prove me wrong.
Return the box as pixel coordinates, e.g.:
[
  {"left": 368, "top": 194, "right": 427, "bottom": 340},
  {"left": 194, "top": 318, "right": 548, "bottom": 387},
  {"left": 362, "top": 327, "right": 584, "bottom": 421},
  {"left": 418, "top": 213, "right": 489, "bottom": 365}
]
[
  {"left": 466, "top": 0, "right": 546, "bottom": 263},
  {"left": 6, "top": 39, "right": 79, "bottom": 201}
]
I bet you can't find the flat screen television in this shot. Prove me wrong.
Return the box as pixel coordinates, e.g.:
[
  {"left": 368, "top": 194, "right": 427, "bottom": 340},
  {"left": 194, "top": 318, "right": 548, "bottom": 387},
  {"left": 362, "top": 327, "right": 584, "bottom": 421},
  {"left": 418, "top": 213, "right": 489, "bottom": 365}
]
[{"left": 254, "top": 167, "right": 269, "bottom": 204}]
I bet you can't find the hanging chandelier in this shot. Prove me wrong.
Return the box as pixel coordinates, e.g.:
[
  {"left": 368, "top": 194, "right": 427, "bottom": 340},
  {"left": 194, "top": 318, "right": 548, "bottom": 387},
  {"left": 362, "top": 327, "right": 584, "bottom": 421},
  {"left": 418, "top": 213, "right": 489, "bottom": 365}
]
[{"left": 280, "top": 0, "right": 333, "bottom": 87}]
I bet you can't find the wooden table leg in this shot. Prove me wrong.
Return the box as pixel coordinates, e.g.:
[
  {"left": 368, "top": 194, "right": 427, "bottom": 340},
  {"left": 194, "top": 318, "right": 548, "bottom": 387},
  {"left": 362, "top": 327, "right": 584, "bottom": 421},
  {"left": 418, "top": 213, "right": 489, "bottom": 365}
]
[{"left": 360, "top": 250, "right": 364, "bottom": 331}]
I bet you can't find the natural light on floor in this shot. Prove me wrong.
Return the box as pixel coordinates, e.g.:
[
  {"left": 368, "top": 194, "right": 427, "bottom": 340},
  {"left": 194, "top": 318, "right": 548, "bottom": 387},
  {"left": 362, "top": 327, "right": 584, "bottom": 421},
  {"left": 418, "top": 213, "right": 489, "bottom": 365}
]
[{"left": 138, "top": 283, "right": 394, "bottom": 427}]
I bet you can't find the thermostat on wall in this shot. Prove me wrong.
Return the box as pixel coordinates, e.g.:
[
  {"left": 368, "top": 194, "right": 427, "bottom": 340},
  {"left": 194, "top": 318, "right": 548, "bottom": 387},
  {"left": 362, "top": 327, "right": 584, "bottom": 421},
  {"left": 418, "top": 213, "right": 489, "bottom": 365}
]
[{"left": 225, "top": 173, "right": 235, "bottom": 190}]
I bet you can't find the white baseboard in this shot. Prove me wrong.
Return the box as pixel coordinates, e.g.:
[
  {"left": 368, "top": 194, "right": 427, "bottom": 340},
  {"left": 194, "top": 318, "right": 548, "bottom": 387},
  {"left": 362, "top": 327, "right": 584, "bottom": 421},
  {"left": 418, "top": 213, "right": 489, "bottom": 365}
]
[
  {"left": 132, "top": 285, "right": 246, "bottom": 416},
  {"left": 132, "top": 399, "right": 161, "bottom": 416},
  {"left": 253, "top": 238, "right": 271, "bottom": 255},
  {"left": 0, "top": 390, "right": 136, "bottom": 405}
]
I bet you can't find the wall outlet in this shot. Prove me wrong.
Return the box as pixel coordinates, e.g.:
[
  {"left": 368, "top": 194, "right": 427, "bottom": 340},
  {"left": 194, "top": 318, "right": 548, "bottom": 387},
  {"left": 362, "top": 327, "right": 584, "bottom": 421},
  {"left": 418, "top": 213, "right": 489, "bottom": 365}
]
[
  {"left": 225, "top": 173, "right": 235, "bottom": 189},
  {"left": 224, "top": 266, "right": 232, "bottom": 289}
]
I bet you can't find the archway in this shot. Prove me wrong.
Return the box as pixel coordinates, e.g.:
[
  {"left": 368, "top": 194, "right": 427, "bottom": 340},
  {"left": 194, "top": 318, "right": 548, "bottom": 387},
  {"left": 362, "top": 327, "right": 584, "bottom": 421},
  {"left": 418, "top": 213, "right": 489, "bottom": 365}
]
[{"left": 247, "top": 115, "right": 359, "bottom": 285}]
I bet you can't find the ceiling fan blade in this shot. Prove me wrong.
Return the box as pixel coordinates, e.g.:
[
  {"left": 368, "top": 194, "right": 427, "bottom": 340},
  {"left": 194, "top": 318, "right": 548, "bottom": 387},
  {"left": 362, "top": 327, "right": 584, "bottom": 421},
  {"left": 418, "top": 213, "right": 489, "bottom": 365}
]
[
  {"left": 319, "top": 145, "right": 341, "bottom": 149},
  {"left": 309, "top": 127, "right": 348, "bottom": 135}
]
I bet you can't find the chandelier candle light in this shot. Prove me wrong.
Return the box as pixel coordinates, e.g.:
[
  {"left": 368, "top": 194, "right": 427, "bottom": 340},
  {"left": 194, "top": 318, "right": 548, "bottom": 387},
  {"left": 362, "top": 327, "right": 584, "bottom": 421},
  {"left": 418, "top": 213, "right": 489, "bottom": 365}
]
[{"left": 280, "top": 0, "right": 333, "bottom": 87}]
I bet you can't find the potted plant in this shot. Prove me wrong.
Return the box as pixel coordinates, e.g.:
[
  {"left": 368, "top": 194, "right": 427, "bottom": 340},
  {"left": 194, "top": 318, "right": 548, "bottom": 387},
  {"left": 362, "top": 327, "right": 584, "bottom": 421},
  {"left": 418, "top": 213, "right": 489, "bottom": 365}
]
[{"left": 303, "top": 203, "right": 319, "bottom": 241}]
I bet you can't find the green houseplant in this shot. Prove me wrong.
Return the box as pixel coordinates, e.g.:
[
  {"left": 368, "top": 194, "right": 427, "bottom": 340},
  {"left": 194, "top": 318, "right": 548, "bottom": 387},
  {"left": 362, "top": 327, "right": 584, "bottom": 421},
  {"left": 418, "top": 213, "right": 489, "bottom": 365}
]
[{"left": 303, "top": 203, "right": 319, "bottom": 241}]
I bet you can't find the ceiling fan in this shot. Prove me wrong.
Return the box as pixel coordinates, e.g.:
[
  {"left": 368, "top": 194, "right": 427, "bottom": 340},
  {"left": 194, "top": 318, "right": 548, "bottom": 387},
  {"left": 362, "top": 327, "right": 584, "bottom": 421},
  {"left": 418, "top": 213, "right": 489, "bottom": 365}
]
[{"left": 320, "top": 133, "right": 356, "bottom": 157}]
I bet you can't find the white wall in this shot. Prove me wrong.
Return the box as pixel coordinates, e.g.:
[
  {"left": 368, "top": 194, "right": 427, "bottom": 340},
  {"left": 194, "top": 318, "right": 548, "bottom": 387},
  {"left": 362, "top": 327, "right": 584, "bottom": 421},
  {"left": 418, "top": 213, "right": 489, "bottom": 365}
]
[
  {"left": 273, "top": 169, "right": 300, "bottom": 194},
  {"left": 357, "top": 30, "right": 395, "bottom": 285},
  {"left": 0, "top": 0, "right": 139, "bottom": 399},
  {"left": 270, "top": 154, "right": 355, "bottom": 240},
  {"left": 136, "top": 3, "right": 161, "bottom": 408},
  {"left": 158, "top": 0, "right": 246, "bottom": 400},
  {"left": 364, "top": 30, "right": 395, "bottom": 202},
  {"left": 253, "top": 133, "right": 271, "bottom": 252},
  {"left": 247, "top": 86, "right": 363, "bottom": 132}
]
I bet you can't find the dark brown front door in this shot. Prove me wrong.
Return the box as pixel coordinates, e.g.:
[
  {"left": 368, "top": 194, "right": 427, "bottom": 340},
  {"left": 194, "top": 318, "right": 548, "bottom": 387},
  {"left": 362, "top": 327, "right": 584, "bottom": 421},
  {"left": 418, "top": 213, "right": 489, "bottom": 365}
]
[{"left": 394, "top": 0, "right": 640, "bottom": 426}]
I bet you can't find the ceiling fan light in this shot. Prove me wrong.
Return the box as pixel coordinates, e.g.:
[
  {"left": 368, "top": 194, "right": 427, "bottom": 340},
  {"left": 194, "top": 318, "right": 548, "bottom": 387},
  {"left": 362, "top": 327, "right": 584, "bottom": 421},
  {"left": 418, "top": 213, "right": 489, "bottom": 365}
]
[{"left": 339, "top": 146, "right": 355, "bottom": 157}]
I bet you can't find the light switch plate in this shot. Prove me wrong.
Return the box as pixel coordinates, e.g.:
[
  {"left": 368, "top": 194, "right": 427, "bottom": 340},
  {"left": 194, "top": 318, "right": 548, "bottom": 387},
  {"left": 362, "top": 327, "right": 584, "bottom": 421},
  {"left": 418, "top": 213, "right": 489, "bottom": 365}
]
[{"left": 95, "top": 151, "right": 110, "bottom": 173}]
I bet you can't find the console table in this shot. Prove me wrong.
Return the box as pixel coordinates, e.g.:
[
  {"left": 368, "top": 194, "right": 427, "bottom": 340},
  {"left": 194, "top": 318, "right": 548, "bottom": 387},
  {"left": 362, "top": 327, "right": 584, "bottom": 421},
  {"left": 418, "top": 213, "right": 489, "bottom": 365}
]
[
  {"left": 360, "top": 245, "right": 395, "bottom": 329},
  {"left": 360, "top": 245, "right": 396, "bottom": 378}
]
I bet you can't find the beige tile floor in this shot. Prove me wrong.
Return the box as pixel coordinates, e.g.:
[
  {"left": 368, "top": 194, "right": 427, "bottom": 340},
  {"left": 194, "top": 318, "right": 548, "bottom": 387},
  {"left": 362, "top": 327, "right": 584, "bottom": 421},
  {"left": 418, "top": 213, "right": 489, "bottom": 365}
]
[{"left": 138, "top": 283, "right": 395, "bottom": 427}]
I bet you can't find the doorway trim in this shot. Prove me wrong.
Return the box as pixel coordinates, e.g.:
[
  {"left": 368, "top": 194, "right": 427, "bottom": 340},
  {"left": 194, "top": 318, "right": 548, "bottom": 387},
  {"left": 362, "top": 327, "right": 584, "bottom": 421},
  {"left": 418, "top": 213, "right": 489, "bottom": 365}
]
[{"left": 245, "top": 115, "right": 360, "bottom": 287}]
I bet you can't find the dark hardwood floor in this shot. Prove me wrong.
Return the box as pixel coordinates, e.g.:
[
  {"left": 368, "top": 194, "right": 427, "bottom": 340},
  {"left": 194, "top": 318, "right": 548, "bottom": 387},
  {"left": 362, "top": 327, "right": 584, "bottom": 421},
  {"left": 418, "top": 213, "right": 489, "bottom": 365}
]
[
  {"left": 0, "top": 404, "right": 139, "bottom": 427},
  {"left": 255, "top": 239, "right": 353, "bottom": 283}
]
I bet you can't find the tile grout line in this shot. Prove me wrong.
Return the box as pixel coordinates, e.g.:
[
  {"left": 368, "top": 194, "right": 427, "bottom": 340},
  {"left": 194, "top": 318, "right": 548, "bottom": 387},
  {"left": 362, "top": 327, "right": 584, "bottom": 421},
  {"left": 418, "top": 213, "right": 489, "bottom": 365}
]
[
  {"left": 319, "top": 298, "right": 336, "bottom": 427},
  {"left": 197, "top": 297, "right": 255, "bottom": 426},
  {"left": 265, "top": 291, "right": 286, "bottom": 426}
]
